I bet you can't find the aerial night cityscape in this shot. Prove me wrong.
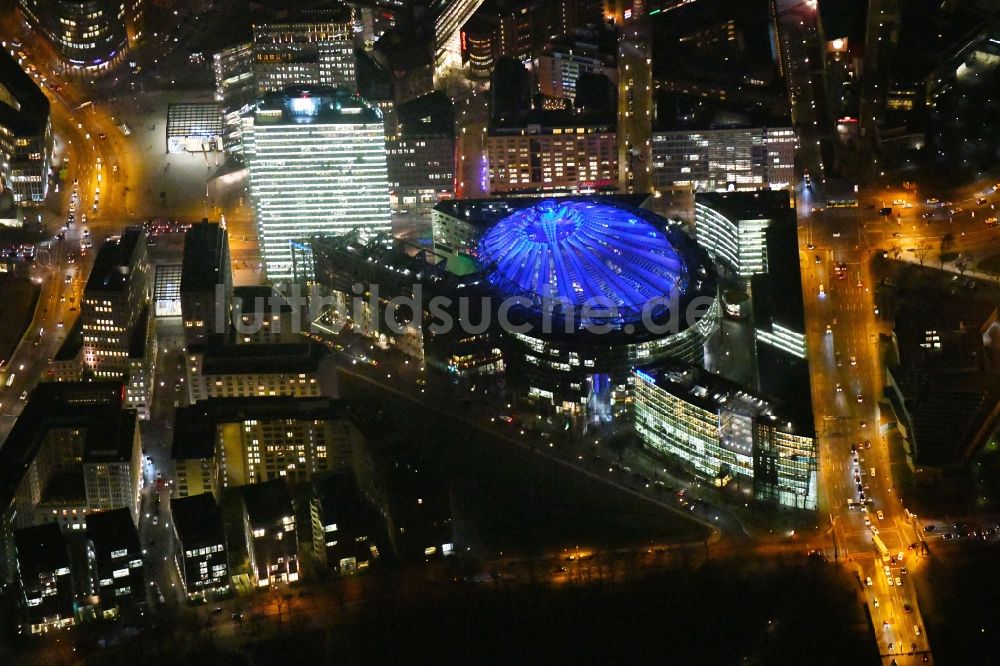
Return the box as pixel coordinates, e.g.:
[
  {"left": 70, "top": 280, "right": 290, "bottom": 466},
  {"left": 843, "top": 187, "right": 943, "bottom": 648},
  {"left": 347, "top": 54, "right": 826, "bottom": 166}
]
[{"left": 5, "top": 0, "right": 1000, "bottom": 664}]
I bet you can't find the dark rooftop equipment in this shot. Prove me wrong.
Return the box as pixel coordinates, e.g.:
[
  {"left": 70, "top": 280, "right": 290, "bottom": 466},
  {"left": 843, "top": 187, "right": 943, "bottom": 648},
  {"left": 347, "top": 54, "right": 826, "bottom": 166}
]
[{"left": 84, "top": 226, "right": 145, "bottom": 293}]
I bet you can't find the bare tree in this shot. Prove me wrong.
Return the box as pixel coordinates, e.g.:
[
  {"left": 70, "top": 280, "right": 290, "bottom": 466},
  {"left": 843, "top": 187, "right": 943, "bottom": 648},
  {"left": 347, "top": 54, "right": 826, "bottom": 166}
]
[
  {"left": 913, "top": 243, "right": 932, "bottom": 266},
  {"left": 890, "top": 243, "right": 902, "bottom": 260}
]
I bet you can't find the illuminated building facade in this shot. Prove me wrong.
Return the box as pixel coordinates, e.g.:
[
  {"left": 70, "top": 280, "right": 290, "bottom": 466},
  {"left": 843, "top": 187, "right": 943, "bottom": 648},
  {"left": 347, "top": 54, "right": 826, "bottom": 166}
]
[
  {"left": 633, "top": 367, "right": 817, "bottom": 510},
  {"left": 308, "top": 472, "right": 386, "bottom": 575},
  {"left": 213, "top": 42, "right": 255, "bottom": 158},
  {"left": 459, "top": 0, "right": 605, "bottom": 81},
  {"left": 81, "top": 227, "right": 149, "bottom": 377},
  {"left": 694, "top": 190, "right": 788, "bottom": 280},
  {"left": 19, "top": 0, "right": 135, "bottom": 72},
  {"left": 252, "top": 8, "right": 356, "bottom": 94},
  {"left": 171, "top": 397, "right": 361, "bottom": 497},
  {"left": 85, "top": 507, "right": 144, "bottom": 616},
  {"left": 651, "top": 127, "right": 797, "bottom": 192},
  {"left": 478, "top": 199, "right": 718, "bottom": 417},
  {"left": 14, "top": 523, "right": 75, "bottom": 633},
  {"left": 81, "top": 227, "right": 155, "bottom": 416},
  {"left": 533, "top": 41, "right": 616, "bottom": 102},
  {"left": 171, "top": 493, "right": 230, "bottom": 601},
  {"left": 433, "top": 0, "right": 488, "bottom": 83},
  {"left": 185, "top": 342, "right": 330, "bottom": 404},
  {"left": 0, "top": 48, "right": 51, "bottom": 205},
  {"left": 0, "top": 383, "right": 142, "bottom": 585},
  {"left": 693, "top": 191, "right": 807, "bottom": 360},
  {"left": 244, "top": 87, "right": 391, "bottom": 281},
  {"left": 385, "top": 91, "right": 455, "bottom": 225},
  {"left": 487, "top": 126, "right": 618, "bottom": 194},
  {"left": 238, "top": 480, "right": 299, "bottom": 587},
  {"left": 463, "top": 18, "right": 496, "bottom": 80}
]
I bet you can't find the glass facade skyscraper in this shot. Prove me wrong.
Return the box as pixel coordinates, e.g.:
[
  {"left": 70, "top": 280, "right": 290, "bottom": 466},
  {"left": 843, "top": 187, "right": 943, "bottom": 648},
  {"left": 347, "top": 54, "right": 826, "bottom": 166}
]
[{"left": 244, "top": 87, "right": 391, "bottom": 281}]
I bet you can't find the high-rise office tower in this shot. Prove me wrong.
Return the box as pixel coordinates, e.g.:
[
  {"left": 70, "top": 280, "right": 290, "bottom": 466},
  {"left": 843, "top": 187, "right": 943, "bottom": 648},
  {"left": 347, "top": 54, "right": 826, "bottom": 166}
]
[
  {"left": 81, "top": 227, "right": 150, "bottom": 378},
  {"left": 386, "top": 91, "right": 455, "bottom": 224},
  {"left": 244, "top": 87, "right": 391, "bottom": 281},
  {"left": 181, "top": 220, "right": 233, "bottom": 346}
]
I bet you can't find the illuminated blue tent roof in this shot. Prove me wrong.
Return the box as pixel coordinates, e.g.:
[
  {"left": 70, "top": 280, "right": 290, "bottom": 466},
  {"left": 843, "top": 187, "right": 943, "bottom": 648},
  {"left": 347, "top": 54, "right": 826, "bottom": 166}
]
[{"left": 478, "top": 200, "right": 692, "bottom": 329}]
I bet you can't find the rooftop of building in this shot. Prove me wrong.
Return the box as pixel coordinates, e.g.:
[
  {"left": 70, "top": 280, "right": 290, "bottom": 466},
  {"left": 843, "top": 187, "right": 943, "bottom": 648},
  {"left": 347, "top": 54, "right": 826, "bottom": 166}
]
[
  {"left": 751, "top": 220, "right": 806, "bottom": 332},
  {"left": 14, "top": 522, "right": 68, "bottom": 573},
  {"left": 636, "top": 363, "right": 814, "bottom": 439},
  {"left": 172, "top": 396, "right": 349, "bottom": 460},
  {"left": 233, "top": 285, "right": 293, "bottom": 316},
  {"left": 254, "top": 86, "right": 383, "bottom": 126},
  {"left": 239, "top": 478, "right": 294, "bottom": 528},
  {"left": 695, "top": 190, "right": 795, "bottom": 224},
  {"left": 893, "top": 290, "right": 998, "bottom": 372},
  {"left": 540, "top": 24, "right": 618, "bottom": 62},
  {"left": 0, "top": 382, "right": 128, "bottom": 509},
  {"left": 312, "top": 471, "right": 376, "bottom": 523},
  {"left": 478, "top": 200, "right": 695, "bottom": 325},
  {"left": 654, "top": 92, "right": 793, "bottom": 132},
  {"left": 166, "top": 103, "right": 223, "bottom": 138},
  {"left": 86, "top": 507, "right": 140, "bottom": 553},
  {"left": 395, "top": 91, "right": 454, "bottom": 139},
  {"left": 171, "top": 493, "right": 226, "bottom": 549},
  {"left": 191, "top": 341, "right": 327, "bottom": 375},
  {"left": 41, "top": 469, "right": 86, "bottom": 504},
  {"left": 0, "top": 47, "right": 50, "bottom": 137},
  {"left": 84, "top": 226, "right": 145, "bottom": 293},
  {"left": 181, "top": 220, "right": 230, "bottom": 292}
]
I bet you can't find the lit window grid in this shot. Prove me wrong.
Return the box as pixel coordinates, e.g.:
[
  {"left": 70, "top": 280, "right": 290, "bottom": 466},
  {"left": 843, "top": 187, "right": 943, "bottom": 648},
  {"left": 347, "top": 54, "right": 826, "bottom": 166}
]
[
  {"left": 694, "top": 203, "right": 739, "bottom": 270},
  {"left": 247, "top": 122, "right": 391, "bottom": 280},
  {"left": 651, "top": 128, "right": 796, "bottom": 192},
  {"left": 486, "top": 132, "right": 617, "bottom": 193},
  {"left": 756, "top": 323, "right": 807, "bottom": 359},
  {"left": 632, "top": 372, "right": 817, "bottom": 510}
]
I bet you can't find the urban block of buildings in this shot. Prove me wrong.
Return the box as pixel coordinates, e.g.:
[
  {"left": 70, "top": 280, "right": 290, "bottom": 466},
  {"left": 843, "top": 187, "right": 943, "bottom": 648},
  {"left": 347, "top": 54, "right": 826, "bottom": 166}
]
[
  {"left": 171, "top": 396, "right": 363, "bottom": 497},
  {"left": 0, "top": 383, "right": 142, "bottom": 593}
]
